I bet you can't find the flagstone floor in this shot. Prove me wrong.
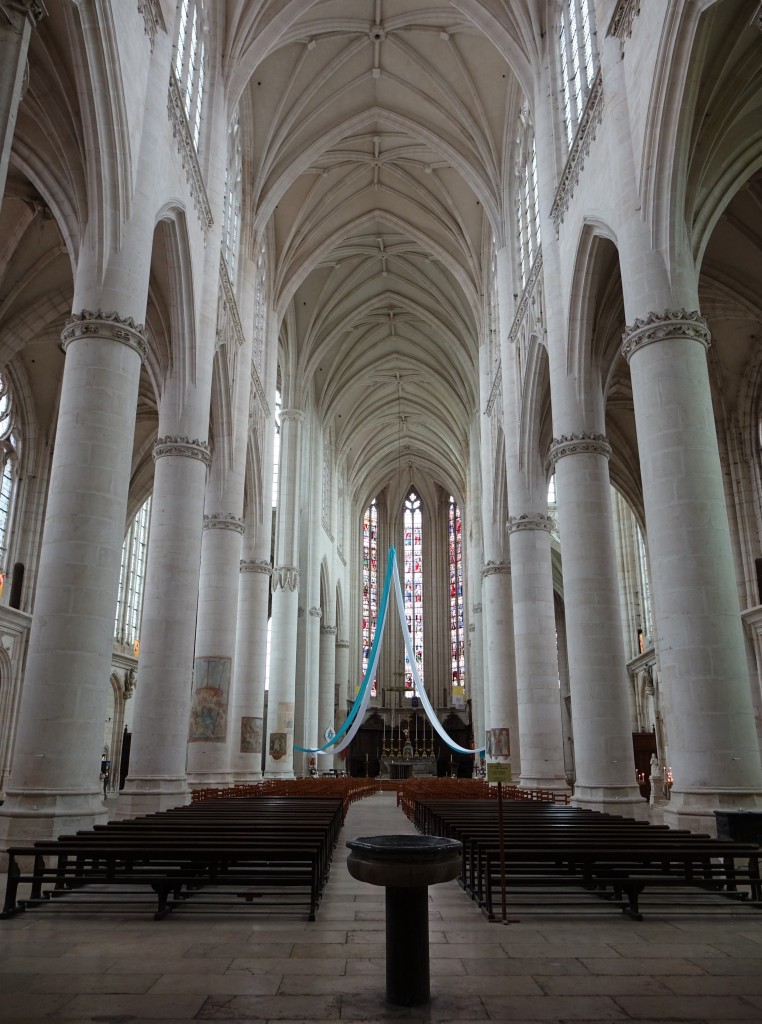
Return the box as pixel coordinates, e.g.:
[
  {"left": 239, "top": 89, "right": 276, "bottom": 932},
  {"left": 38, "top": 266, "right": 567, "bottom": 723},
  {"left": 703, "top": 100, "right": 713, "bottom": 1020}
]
[{"left": 2, "top": 790, "right": 762, "bottom": 1023}]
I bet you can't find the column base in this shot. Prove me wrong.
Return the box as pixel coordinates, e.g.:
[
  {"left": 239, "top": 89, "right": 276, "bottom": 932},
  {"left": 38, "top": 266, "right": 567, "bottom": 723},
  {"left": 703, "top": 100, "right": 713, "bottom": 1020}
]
[
  {"left": 186, "top": 772, "right": 233, "bottom": 791},
  {"left": 571, "top": 783, "right": 649, "bottom": 819},
  {"left": 231, "top": 771, "right": 263, "bottom": 784},
  {"left": 662, "top": 787, "right": 762, "bottom": 836},
  {"left": 518, "top": 775, "right": 571, "bottom": 794},
  {"left": 263, "top": 768, "right": 295, "bottom": 780},
  {"left": 118, "top": 776, "right": 190, "bottom": 818},
  {"left": 0, "top": 788, "right": 108, "bottom": 869}
]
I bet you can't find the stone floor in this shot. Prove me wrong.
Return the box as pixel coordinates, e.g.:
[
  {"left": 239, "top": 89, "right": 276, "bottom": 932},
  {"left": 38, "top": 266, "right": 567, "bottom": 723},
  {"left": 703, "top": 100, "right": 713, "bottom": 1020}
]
[{"left": 1, "top": 791, "right": 762, "bottom": 1023}]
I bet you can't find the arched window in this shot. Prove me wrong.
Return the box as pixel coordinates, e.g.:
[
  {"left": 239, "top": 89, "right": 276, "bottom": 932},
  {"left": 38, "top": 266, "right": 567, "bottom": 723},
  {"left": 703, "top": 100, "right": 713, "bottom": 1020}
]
[
  {"left": 0, "top": 371, "right": 19, "bottom": 578},
  {"left": 362, "top": 498, "right": 378, "bottom": 696},
  {"left": 403, "top": 490, "right": 423, "bottom": 692},
  {"left": 114, "top": 496, "right": 152, "bottom": 650},
  {"left": 516, "top": 106, "right": 540, "bottom": 288},
  {"left": 448, "top": 496, "right": 464, "bottom": 692},
  {"left": 558, "top": 0, "right": 598, "bottom": 152},
  {"left": 221, "top": 110, "right": 242, "bottom": 276},
  {"left": 173, "top": 0, "right": 207, "bottom": 149}
]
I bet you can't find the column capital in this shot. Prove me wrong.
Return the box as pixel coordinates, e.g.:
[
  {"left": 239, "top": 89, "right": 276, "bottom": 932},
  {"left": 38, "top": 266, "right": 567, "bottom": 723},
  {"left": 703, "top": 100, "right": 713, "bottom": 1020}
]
[
  {"left": 309, "top": 606, "right": 322, "bottom": 618},
  {"left": 482, "top": 560, "right": 510, "bottom": 578},
  {"left": 336, "top": 639, "right": 350, "bottom": 649},
  {"left": 153, "top": 436, "right": 212, "bottom": 467},
  {"left": 321, "top": 625, "right": 337, "bottom": 636},
  {"left": 203, "top": 512, "right": 245, "bottom": 534},
  {"left": 62, "top": 310, "right": 148, "bottom": 361},
  {"left": 279, "top": 408, "right": 305, "bottom": 424},
  {"left": 272, "top": 565, "right": 299, "bottom": 591},
  {"left": 507, "top": 512, "right": 554, "bottom": 535},
  {"left": 621, "top": 309, "right": 710, "bottom": 363},
  {"left": 546, "top": 432, "right": 611, "bottom": 469},
  {"left": 240, "top": 559, "right": 272, "bottom": 575}
]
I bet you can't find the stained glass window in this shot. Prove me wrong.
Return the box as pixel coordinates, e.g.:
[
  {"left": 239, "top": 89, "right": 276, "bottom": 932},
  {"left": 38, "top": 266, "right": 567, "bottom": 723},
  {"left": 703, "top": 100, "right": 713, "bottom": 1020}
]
[
  {"left": 403, "top": 490, "right": 423, "bottom": 694},
  {"left": 114, "top": 496, "right": 152, "bottom": 648},
  {"left": 559, "top": 0, "right": 598, "bottom": 153},
  {"left": 173, "top": 0, "right": 207, "bottom": 150},
  {"left": 0, "top": 372, "right": 19, "bottom": 575},
  {"left": 448, "top": 496, "right": 464, "bottom": 691},
  {"left": 516, "top": 109, "right": 540, "bottom": 288},
  {"left": 362, "top": 499, "right": 378, "bottom": 697}
]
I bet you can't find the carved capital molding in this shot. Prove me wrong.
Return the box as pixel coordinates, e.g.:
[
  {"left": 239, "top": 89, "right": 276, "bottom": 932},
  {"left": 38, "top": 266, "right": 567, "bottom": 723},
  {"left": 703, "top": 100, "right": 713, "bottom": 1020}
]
[
  {"left": 321, "top": 625, "right": 337, "bottom": 636},
  {"left": 203, "top": 512, "right": 245, "bottom": 534},
  {"left": 482, "top": 560, "right": 510, "bottom": 578},
  {"left": 336, "top": 639, "right": 350, "bottom": 649},
  {"left": 240, "top": 559, "right": 272, "bottom": 575},
  {"left": 62, "top": 310, "right": 148, "bottom": 361},
  {"left": 153, "top": 436, "right": 212, "bottom": 466},
  {"left": 167, "top": 72, "right": 213, "bottom": 232},
  {"left": 309, "top": 606, "right": 322, "bottom": 618},
  {"left": 0, "top": 1, "right": 46, "bottom": 27},
  {"left": 507, "top": 512, "right": 554, "bottom": 535},
  {"left": 472, "top": 603, "right": 482, "bottom": 614},
  {"left": 137, "top": 0, "right": 164, "bottom": 49},
  {"left": 550, "top": 69, "right": 604, "bottom": 228},
  {"left": 279, "top": 408, "right": 305, "bottom": 424},
  {"left": 485, "top": 364, "right": 502, "bottom": 417},
  {"left": 607, "top": 0, "right": 641, "bottom": 53},
  {"left": 621, "top": 309, "right": 710, "bottom": 363},
  {"left": 468, "top": 623, "right": 476, "bottom": 633},
  {"left": 546, "top": 432, "right": 611, "bottom": 469},
  {"left": 272, "top": 565, "right": 299, "bottom": 592}
]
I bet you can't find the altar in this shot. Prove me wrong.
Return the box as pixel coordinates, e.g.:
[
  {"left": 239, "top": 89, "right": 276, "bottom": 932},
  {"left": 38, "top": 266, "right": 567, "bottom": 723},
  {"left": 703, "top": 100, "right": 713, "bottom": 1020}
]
[{"left": 380, "top": 756, "right": 436, "bottom": 780}]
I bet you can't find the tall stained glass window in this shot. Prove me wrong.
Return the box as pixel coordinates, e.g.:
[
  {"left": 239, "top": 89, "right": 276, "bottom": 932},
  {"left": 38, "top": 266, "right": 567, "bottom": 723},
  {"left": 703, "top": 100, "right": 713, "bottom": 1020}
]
[
  {"left": 403, "top": 490, "right": 423, "bottom": 694},
  {"left": 0, "top": 371, "right": 19, "bottom": 576},
  {"left": 448, "top": 496, "right": 464, "bottom": 691},
  {"left": 362, "top": 499, "right": 378, "bottom": 696}
]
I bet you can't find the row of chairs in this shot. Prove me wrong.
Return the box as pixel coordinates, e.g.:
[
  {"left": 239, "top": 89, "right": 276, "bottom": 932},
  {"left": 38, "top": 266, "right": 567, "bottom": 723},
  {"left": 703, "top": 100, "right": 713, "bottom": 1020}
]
[{"left": 396, "top": 777, "right": 570, "bottom": 818}]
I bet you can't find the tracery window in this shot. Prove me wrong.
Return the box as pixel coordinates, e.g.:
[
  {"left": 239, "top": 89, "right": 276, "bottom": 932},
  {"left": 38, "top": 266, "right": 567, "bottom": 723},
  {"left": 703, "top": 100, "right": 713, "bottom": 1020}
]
[
  {"left": 221, "top": 111, "right": 242, "bottom": 277},
  {"left": 173, "top": 0, "right": 207, "bottom": 149},
  {"left": 448, "top": 496, "right": 464, "bottom": 692},
  {"left": 403, "top": 490, "right": 423, "bottom": 694},
  {"left": 0, "top": 372, "right": 19, "bottom": 576},
  {"left": 558, "top": 0, "right": 598, "bottom": 152},
  {"left": 516, "top": 110, "right": 539, "bottom": 288},
  {"left": 361, "top": 499, "right": 378, "bottom": 696},
  {"left": 114, "top": 497, "right": 152, "bottom": 649}
]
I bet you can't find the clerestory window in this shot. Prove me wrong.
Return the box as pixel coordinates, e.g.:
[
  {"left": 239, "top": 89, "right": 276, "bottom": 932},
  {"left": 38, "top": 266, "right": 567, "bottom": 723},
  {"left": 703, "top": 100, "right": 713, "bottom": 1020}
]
[
  {"left": 558, "top": 0, "right": 598, "bottom": 153},
  {"left": 173, "top": 0, "right": 207, "bottom": 149},
  {"left": 222, "top": 111, "right": 242, "bottom": 276},
  {"left": 114, "top": 497, "right": 152, "bottom": 650},
  {"left": 516, "top": 109, "right": 540, "bottom": 289},
  {"left": 0, "top": 371, "right": 19, "bottom": 579}
]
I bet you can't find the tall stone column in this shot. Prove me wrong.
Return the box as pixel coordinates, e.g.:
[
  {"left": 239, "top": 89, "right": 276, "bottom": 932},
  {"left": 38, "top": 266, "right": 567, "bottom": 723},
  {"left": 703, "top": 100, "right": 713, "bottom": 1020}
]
[
  {"left": 334, "top": 638, "right": 350, "bottom": 771},
  {"left": 507, "top": 515, "right": 568, "bottom": 791},
  {"left": 0, "top": 1, "right": 45, "bottom": 212},
  {"left": 185, "top": 511, "right": 246, "bottom": 786},
  {"left": 228, "top": 557, "right": 271, "bottom": 782},
  {"left": 481, "top": 562, "right": 519, "bottom": 773},
  {"left": 0, "top": 311, "right": 145, "bottom": 847},
  {"left": 318, "top": 624, "right": 337, "bottom": 752},
  {"left": 264, "top": 408, "right": 303, "bottom": 778},
  {"left": 547, "top": 434, "right": 644, "bottom": 814},
  {"left": 119, "top": 435, "right": 210, "bottom": 816},
  {"left": 622, "top": 310, "right": 762, "bottom": 829}
]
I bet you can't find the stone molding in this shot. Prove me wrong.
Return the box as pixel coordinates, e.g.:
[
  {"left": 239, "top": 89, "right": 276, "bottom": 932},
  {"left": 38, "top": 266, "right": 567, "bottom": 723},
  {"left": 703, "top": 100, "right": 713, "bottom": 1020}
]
[
  {"left": 153, "top": 436, "right": 212, "bottom": 466},
  {"left": 468, "top": 623, "right": 475, "bottom": 633},
  {"left": 280, "top": 408, "right": 305, "bottom": 424},
  {"left": 485, "top": 364, "right": 501, "bottom": 417},
  {"left": 550, "top": 68, "right": 604, "bottom": 228},
  {"left": 0, "top": 1, "right": 46, "bottom": 26},
  {"left": 336, "top": 639, "right": 350, "bottom": 649},
  {"left": 607, "top": 0, "right": 641, "bottom": 52},
  {"left": 507, "top": 512, "right": 554, "bottom": 535},
  {"left": 217, "top": 256, "right": 269, "bottom": 415},
  {"left": 240, "top": 559, "right": 272, "bottom": 575},
  {"left": 621, "top": 309, "right": 711, "bottom": 363},
  {"left": 167, "top": 72, "right": 213, "bottom": 231},
  {"left": 482, "top": 560, "right": 510, "bottom": 578},
  {"left": 472, "top": 603, "right": 482, "bottom": 614},
  {"left": 62, "top": 310, "right": 148, "bottom": 361},
  {"left": 272, "top": 565, "right": 299, "bottom": 592},
  {"left": 321, "top": 625, "right": 337, "bottom": 636},
  {"left": 546, "top": 432, "right": 611, "bottom": 469},
  {"left": 309, "top": 606, "right": 322, "bottom": 618},
  {"left": 508, "top": 251, "right": 544, "bottom": 348},
  {"left": 137, "top": 0, "right": 164, "bottom": 49},
  {"left": 203, "top": 512, "right": 245, "bottom": 534}
]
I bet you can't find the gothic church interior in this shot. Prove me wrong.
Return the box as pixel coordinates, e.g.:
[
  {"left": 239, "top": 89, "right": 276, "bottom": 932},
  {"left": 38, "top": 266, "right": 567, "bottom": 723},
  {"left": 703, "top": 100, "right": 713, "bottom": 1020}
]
[{"left": 0, "top": 0, "right": 761, "bottom": 857}]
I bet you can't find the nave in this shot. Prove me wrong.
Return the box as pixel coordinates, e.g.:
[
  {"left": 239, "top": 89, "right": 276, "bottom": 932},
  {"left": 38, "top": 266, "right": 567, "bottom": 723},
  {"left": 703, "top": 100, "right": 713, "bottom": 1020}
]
[{"left": 2, "top": 790, "right": 762, "bottom": 1023}]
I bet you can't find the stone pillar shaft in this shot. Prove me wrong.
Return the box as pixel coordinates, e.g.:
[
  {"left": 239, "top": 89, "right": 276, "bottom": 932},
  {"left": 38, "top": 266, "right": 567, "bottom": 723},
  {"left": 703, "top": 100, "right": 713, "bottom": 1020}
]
[
  {"left": 318, "top": 624, "right": 337, "bottom": 757},
  {"left": 229, "top": 558, "right": 271, "bottom": 782},
  {"left": 623, "top": 311, "right": 762, "bottom": 826},
  {"left": 481, "top": 564, "right": 519, "bottom": 774},
  {"left": 334, "top": 639, "right": 350, "bottom": 770},
  {"left": 0, "top": 312, "right": 145, "bottom": 844}
]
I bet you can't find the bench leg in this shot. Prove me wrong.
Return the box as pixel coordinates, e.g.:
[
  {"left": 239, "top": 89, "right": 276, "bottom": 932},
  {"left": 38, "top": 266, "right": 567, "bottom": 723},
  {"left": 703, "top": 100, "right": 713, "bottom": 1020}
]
[
  {"left": 29, "top": 853, "right": 47, "bottom": 901},
  {"left": 622, "top": 883, "right": 644, "bottom": 921},
  {"left": 1, "top": 855, "right": 23, "bottom": 917},
  {"left": 151, "top": 882, "right": 174, "bottom": 920}
]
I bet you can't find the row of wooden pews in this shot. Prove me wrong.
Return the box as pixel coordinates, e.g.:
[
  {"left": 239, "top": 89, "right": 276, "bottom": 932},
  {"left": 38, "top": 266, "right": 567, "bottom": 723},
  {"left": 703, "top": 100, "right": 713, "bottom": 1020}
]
[
  {"left": 396, "top": 777, "right": 569, "bottom": 818},
  {"left": 409, "top": 797, "right": 761, "bottom": 920},
  {"left": 2, "top": 788, "right": 363, "bottom": 922}
]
